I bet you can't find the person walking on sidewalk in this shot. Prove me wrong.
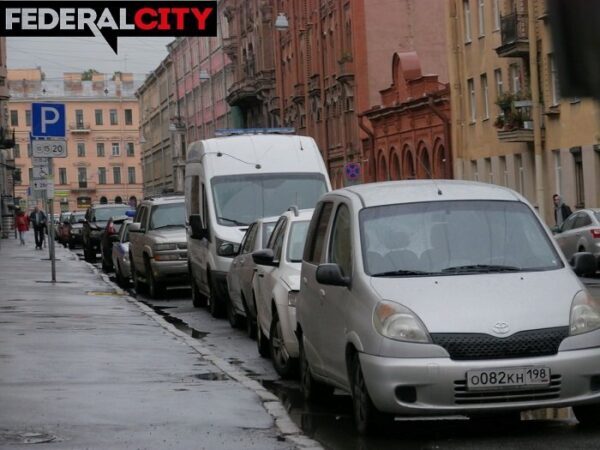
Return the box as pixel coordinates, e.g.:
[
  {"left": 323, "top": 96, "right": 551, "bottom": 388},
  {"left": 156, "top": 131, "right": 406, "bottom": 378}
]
[
  {"left": 553, "top": 194, "right": 573, "bottom": 227},
  {"left": 15, "top": 209, "right": 30, "bottom": 245},
  {"left": 29, "top": 206, "right": 47, "bottom": 250}
]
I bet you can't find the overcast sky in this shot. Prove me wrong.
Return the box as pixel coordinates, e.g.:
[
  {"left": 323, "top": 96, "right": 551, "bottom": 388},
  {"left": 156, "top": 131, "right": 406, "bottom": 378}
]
[{"left": 7, "top": 36, "right": 174, "bottom": 80}]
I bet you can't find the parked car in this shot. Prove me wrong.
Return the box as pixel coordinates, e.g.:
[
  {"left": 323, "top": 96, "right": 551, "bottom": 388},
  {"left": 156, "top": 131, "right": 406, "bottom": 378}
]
[
  {"left": 296, "top": 180, "right": 598, "bottom": 434},
  {"left": 65, "top": 212, "right": 86, "bottom": 249},
  {"left": 553, "top": 208, "right": 600, "bottom": 274},
  {"left": 100, "top": 215, "right": 131, "bottom": 273},
  {"left": 225, "top": 217, "right": 278, "bottom": 333},
  {"left": 83, "top": 203, "right": 133, "bottom": 262},
  {"left": 112, "top": 219, "right": 133, "bottom": 287},
  {"left": 129, "top": 195, "right": 188, "bottom": 299},
  {"left": 252, "top": 207, "right": 313, "bottom": 377},
  {"left": 186, "top": 129, "right": 331, "bottom": 318},
  {"left": 57, "top": 212, "right": 72, "bottom": 246}
]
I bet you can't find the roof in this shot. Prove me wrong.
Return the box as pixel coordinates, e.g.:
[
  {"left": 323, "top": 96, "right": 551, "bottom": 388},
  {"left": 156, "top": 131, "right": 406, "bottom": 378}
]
[{"left": 336, "top": 180, "right": 522, "bottom": 208}]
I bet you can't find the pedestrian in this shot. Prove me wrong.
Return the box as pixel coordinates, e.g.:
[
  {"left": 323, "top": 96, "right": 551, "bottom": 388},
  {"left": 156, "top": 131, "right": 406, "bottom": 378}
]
[
  {"left": 15, "top": 209, "right": 30, "bottom": 245},
  {"left": 29, "top": 206, "right": 48, "bottom": 250},
  {"left": 553, "top": 194, "right": 573, "bottom": 227}
]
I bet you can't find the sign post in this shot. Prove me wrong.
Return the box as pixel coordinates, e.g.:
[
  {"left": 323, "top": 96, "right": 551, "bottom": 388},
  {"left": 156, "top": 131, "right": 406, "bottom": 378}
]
[{"left": 31, "top": 102, "right": 66, "bottom": 283}]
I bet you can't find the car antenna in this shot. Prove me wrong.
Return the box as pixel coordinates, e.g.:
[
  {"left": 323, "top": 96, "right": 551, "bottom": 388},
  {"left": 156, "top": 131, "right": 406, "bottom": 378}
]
[{"left": 417, "top": 154, "right": 443, "bottom": 196}]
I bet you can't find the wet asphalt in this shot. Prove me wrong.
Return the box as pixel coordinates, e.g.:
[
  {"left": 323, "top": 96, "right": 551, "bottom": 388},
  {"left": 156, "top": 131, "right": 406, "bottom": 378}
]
[{"left": 88, "top": 251, "right": 600, "bottom": 450}]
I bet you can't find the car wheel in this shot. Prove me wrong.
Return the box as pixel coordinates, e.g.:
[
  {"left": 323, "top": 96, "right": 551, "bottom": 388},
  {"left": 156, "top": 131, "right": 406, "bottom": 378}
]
[
  {"left": 227, "top": 296, "right": 243, "bottom": 329},
  {"left": 270, "top": 311, "right": 296, "bottom": 378},
  {"left": 207, "top": 272, "right": 225, "bottom": 318},
  {"left": 574, "top": 404, "right": 600, "bottom": 427},
  {"left": 68, "top": 240, "right": 75, "bottom": 250},
  {"left": 299, "top": 338, "right": 334, "bottom": 402},
  {"left": 131, "top": 260, "right": 145, "bottom": 294},
  {"left": 101, "top": 252, "right": 111, "bottom": 273},
  {"left": 191, "top": 276, "right": 207, "bottom": 308},
  {"left": 350, "top": 351, "right": 393, "bottom": 435},
  {"left": 145, "top": 258, "right": 164, "bottom": 299},
  {"left": 243, "top": 295, "right": 257, "bottom": 339},
  {"left": 257, "top": 321, "right": 270, "bottom": 358}
]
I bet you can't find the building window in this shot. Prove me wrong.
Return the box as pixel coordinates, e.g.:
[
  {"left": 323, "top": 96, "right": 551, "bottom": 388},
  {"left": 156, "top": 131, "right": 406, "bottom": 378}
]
[
  {"left": 478, "top": 0, "right": 485, "bottom": 36},
  {"left": 550, "top": 54, "right": 560, "bottom": 106},
  {"left": 572, "top": 147, "right": 585, "bottom": 208},
  {"left": 471, "top": 160, "right": 479, "bottom": 181},
  {"left": 77, "top": 143, "right": 86, "bottom": 157},
  {"left": 27, "top": 143, "right": 32, "bottom": 157},
  {"left": 98, "top": 167, "right": 107, "bottom": 185},
  {"left": 499, "top": 156, "right": 508, "bottom": 186},
  {"left": 494, "top": 68, "right": 504, "bottom": 97},
  {"left": 481, "top": 74, "right": 490, "bottom": 120},
  {"left": 515, "top": 154, "right": 524, "bottom": 194},
  {"left": 125, "top": 109, "right": 133, "bottom": 125},
  {"left": 463, "top": 0, "right": 472, "bottom": 42},
  {"left": 485, "top": 157, "right": 493, "bottom": 183},
  {"left": 493, "top": 0, "right": 500, "bottom": 30},
  {"left": 95, "top": 109, "right": 103, "bottom": 126},
  {"left": 25, "top": 110, "right": 31, "bottom": 127},
  {"left": 510, "top": 64, "right": 521, "bottom": 93},
  {"left": 113, "top": 167, "right": 122, "bottom": 185},
  {"left": 75, "top": 110, "right": 84, "bottom": 127},
  {"left": 78, "top": 168, "right": 87, "bottom": 188},
  {"left": 14, "top": 143, "right": 20, "bottom": 158},
  {"left": 468, "top": 78, "right": 476, "bottom": 122},
  {"left": 59, "top": 168, "right": 67, "bottom": 185},
  {"left": 553, "top": 150, "right": 562, "bottom": 195},
  {"left": 112, "top": 143, "right": 120, "bottom": 156},
  {"left": 97, "top": 143, "right": 105, "bottom": 157},
  {"left": 128, "top": 167, "right": 136, "bottom": 184},
  {"left": 10, "top": 110, "right": 18, "bottom": 126},
  {"left": 126, "top": 142, "right": 134, "bottom": 157},
  {"left": 110, "top": 109, "right": 118, "bottom": 125},
  {"left": 29, "top": 168, "right": 33, "bottom": 184}
]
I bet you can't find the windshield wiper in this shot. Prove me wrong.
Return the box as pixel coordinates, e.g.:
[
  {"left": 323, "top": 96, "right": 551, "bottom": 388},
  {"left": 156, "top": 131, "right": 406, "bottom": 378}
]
[
  {"left": 152, "top": 224, "right": 185, "bottom": 230},
  {"left": 371, "top": 269, "right": 436, "bottom": 277},
  {"left": 218, "top": 217, "right": 249, "bottom": 226},
  {"left": 441, "top": 264, "right": 521, "bottom": 274}
]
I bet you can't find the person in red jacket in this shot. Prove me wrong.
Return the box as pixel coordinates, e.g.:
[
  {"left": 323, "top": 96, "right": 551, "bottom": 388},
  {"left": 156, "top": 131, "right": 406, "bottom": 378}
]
[{"left": 15, "top": 209, "right": 30, "bottom": 245}]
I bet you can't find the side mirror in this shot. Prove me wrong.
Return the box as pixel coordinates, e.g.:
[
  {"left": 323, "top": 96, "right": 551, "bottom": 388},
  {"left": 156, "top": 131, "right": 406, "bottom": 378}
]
[
  {"left": 189, "top": 214, "right": 208, "bottom": 240},
  {"left": 316, "top": 263, "right": 350, "bottom": 287},
  {"left": 218, "top": 242, "right": 239, "bottom": 257},
  {"left": 129, "top": 222, "right": 142, "bottom": 233},
  {"left": 252, "top": 249, "right": 277, "bottom": 266},
  {"left": 570, "top": 252, "right": 597, "bottom": 277},
  {"left": 551, "top": 226, "right": 561, "bottom": 234}
]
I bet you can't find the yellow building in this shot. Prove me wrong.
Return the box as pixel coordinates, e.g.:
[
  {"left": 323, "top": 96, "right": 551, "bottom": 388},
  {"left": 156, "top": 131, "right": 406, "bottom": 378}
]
[
  {"left": 447, "top": 0, "right": 600, "bottom": 224},
  {"left": 8, "top": 69, "right": 144, "bottom": 213}
]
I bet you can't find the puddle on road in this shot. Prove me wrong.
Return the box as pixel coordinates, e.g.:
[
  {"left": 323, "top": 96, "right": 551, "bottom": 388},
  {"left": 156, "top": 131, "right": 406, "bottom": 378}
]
[
  {"left": 193, "top": 372, "right": 230, "bottom": 381},
  {"left": 138, "top": 301, "right": 210, "bottom": 340}
]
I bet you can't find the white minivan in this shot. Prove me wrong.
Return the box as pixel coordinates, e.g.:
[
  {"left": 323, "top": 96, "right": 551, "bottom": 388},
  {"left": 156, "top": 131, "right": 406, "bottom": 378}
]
[{"left": 185, "top": 129, "right": 331, "bottom": 317}]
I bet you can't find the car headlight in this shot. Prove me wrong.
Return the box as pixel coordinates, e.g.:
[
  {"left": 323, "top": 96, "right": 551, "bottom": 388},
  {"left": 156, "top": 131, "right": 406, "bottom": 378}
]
[
  {"left": 154, "top": 243, "right": 176, "bottom": 251},
  {"left": 570, "top": 290, "right": 600, "bottom": 336},
  {"left": 288, "top": 290, "right": 298, "bottom": 307},
  {"left": 373, "top": 301, "right": 431, "bottom": 343}
]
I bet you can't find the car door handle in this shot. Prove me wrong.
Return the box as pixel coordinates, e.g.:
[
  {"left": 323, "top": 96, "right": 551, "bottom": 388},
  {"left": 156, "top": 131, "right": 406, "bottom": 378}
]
[
  {"left": 319, "top": 289, "right": 326, "bottom": 297},
  {"left": 303, "top": 277, "right": 308, "bottom": 284},
  {"left": 258, "top": 273, "right": 264, "bottom": 278}
]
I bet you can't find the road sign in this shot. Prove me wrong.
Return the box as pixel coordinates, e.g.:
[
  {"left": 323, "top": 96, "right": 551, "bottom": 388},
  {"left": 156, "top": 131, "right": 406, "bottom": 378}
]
[
  {"left": 46, "top": 180, "right": 55, "bottom": 199},
  {"left": 32, "top": 157, "right": 48, "bottom": 167},
  {"left": 32, "top": 179, "right": 48, "bottom": 191},
  {"left": 345, "top": 162, "right": 361, "bottom": 181},
  {"left": 33, "top": 165, "right": 50, "bottom": 180},
  {"left": 32, "top": 138, "right": 67, "bottom": 158},
  {"left": 32, "top": 103, "right": 66, "bottom": 138}
]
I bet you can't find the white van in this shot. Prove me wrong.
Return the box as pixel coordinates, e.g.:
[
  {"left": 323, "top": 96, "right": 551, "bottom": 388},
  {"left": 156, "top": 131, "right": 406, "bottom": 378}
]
[{"left": 185, "top": 129, "right": 331, "bottom": 317}]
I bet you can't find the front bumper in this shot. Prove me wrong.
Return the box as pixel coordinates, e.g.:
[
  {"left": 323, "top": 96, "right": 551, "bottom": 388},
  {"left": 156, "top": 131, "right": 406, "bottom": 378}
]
[
  {"left": 359, "top": 347, "right": 600, "bottom": 415},
  {"left": 150, "top": 259, "right": 189, "bottom": 282}
]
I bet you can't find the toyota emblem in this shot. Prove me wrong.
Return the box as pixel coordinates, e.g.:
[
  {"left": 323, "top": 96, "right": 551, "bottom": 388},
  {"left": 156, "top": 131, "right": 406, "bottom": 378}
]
[{"left": 492, "top": 321, "right": 510, "bottom": 335}]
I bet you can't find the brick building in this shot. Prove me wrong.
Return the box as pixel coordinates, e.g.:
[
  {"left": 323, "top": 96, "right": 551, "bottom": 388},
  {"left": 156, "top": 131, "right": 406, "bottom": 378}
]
[{"left": 363, "top": 52, "right": 452, "bottom": 183}]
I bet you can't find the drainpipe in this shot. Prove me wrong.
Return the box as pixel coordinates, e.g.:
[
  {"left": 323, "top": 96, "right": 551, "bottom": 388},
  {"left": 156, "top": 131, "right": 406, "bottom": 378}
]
[
  {"left": 528, "top": 1, "right": 546, "bottom": 221},
  {"left": 447, "top": 0, "right": 464, "bottom": 179},
  {"left": 427, "top": 95, "right": 453, "bottom": 179},
  {"left": 358, "top": 113, "right": 375, "bottom": 184}
]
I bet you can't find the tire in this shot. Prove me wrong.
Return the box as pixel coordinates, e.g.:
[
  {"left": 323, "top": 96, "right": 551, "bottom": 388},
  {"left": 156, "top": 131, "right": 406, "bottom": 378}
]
[
  {"left": 243, "top": 295, "right": 257, "bottom": 339},
  {"left": 227, "top": 296, "right": 244, "bottom": 329},
  {"left": 350, "top": 352, "right": 393, "bottom": 435},
  {"left": 131, "top": 259, "right": 145, "bottom": 295},
  {"left": 207, "top": 272, "right": 226, "bottom": 318},
  {"left": 101, "top": 252, "right": 111, "bottom": 273},
  {"left": 257, "top": 320, "right": 270, "bottom": 358},
  {"left": 574, "top": 404, "right": 600, "bottom": 427},
  {"left": 191, "top": 276, "right": 207, "bottom": 308},
  {"left": 270, "top": 311, "right": 296, "bottom": 378},
  {"left": 299, "top": 338, "right": 334, "bottom": 403},
  {"left": 68, "top": 241, "right": 75, "bottom": 249},
  {"left": 146, "top": 258, "right": 164, "bottom": 299}
]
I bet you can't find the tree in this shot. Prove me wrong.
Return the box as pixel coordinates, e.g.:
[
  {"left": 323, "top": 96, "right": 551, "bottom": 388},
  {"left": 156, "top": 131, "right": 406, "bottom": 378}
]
[{"left": 81, "top": 69, "right": 100, "bottom": 81}]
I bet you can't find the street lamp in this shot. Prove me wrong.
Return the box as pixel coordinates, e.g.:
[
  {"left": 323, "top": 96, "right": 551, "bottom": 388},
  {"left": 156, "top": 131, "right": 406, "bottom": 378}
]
[{"left": 275, "top": 13, "right": 289, "bottom": 30}]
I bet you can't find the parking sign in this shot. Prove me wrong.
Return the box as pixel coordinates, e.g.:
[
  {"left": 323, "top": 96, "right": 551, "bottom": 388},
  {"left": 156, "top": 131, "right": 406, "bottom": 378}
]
[{"left": 32, "top": 103, "right": 66, "bottom": 138}]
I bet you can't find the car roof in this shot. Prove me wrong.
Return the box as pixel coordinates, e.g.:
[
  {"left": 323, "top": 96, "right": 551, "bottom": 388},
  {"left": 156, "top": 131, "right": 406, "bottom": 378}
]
[
  {"left": 282, "top": 208, "right": 314, "bottom": 221},
  {"left": 331, "top": 180, "right": 522, "bottom": 208},
  {"left": 256, "top": 215, "right": 280, "bottom": 225},
  {"left": 91, "top": 203, "right": 132, "bottom": 209},
  {"left": 141, "top": 195, "right": 185, "bottom": 205}
]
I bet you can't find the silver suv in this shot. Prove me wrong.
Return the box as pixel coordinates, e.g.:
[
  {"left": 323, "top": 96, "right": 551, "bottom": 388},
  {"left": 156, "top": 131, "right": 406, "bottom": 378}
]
[
  {"left": 129, "top": 195, "right": 188, "bottom": 298},
  {"left": 297, "top": 180, "right": 599, "bottom": 434}
]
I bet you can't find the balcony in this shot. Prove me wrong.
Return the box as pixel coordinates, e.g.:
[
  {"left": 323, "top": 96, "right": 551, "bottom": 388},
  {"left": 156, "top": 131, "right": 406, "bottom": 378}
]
[
  {"left": 69, "top": 122, "right": 91, "bottom": 133},
  {"left": 0, "top": 127, "right": 15, "bottom": 149},
  {"left": 496, "top": 13, "right": 529, "bottom": 58}
]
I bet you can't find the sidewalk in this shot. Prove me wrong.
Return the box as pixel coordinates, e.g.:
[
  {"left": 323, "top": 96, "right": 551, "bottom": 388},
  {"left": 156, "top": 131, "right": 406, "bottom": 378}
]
[{"left": 0, "top": 237, "right": 309, "bottom": 449}]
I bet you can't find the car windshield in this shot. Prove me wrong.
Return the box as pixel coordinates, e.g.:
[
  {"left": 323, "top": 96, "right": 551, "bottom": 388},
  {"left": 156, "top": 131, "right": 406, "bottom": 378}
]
[
  {"left": 287, "top": 220, "right": 310, "bottom": 263},
  {"left": 360, "top": 200, "right": 563, "bottom": 277},
  {"left": 262, "top": 222, "right": 277, "bottom": 246},
  {"left": 212, "top": 173, "right": 327, "bottom": 227},
  {"left": 94, "top": 206, "right": 131, "bottom": 222},
  {"left": 71, "top": 213, "right": 85, "bottom": 223},
  {"left": 149, "top": 203, "right": 186, "bottom": 230}
]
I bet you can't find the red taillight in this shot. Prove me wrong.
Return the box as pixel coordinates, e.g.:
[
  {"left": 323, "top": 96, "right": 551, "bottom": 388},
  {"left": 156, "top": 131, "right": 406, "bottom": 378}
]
[{"left": 591, "top": 229, "right": 600, "bottom": 239}]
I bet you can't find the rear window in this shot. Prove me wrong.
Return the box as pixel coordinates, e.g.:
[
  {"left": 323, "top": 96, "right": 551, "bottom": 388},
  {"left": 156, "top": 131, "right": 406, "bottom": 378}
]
[{"left": 94, "top": 206, "right": 131, "bottom": 222}]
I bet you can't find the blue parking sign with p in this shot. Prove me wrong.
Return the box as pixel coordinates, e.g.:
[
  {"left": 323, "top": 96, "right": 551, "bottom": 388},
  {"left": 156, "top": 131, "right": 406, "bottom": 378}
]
[{"left": 32, "top": 103, "right": 66, "bottom": 138}]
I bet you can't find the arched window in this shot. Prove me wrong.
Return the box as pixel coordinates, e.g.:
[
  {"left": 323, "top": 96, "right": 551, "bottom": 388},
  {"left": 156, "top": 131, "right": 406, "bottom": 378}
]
[
  {"left": 417, "top": 146, "right": 432, "bottom": 179},
  {"left": 433, "top": 142, "right": 447, "bottom": 179},
  {"left": 115, "top": 196, "right": 123, "bottom": 204},
  {"left": 99, "top": 196, "right": 108, "bottom": 204},
  {"left": 403, "top": 147, "right": 416, "bottom": 180},
  {"left": 390, "top": 150, "right": 402, "bottom": 180},
  {"left": 128, "top": 196, "right": 138, "bottom": 208},
  {"left": 377, "top": 152, "right": 388, "bottom": 182}
]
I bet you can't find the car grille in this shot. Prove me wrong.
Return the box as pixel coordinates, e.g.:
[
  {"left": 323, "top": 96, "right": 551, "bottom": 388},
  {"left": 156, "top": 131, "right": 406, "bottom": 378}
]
[
  {"left": 454, "top": 375, "right": 562, "bottom": 405},
  {"left": 430, "top": 327, "right": 569, "bottom": 360}
]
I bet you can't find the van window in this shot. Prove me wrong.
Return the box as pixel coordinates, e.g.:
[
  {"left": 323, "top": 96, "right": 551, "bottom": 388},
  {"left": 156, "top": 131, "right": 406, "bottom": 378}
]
[
  {"left": 305, "top": 202, "right": 334, "bottom": 265},
  {"left": 202, "top": 183, "right": 209, "bottom": 227},
  {"left": 360, "top": 200, "right": 563, "bottom": 276},
  {"left": 329, "top": 204, "right": 352, "bottom": 276}
]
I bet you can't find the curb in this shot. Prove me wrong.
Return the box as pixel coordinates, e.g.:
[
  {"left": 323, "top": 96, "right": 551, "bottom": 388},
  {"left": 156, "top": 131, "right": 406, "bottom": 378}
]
[{"left": 77, "top": 252, "right": 322, "bottom": 450}]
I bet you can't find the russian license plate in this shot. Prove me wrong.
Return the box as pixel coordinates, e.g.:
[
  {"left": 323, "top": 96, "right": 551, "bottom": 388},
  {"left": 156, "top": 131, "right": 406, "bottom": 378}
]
[{"left": 466, "top": 367, "right": 551, "bottom": 390}]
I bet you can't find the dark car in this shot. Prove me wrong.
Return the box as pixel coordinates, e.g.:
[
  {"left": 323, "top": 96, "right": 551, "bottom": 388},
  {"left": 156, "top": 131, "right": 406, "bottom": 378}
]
[
  {"left": 63, "top": 211, "right": 86, "bottom": 249},
  {"left": 100, "top": 215, "right": 130, "bottom": 273},
  {"left": 56, "top": 212, "right": 71, "bottom": 245},
  {"left": 83, "top": 203, "right": 133, "bottom": 262}
]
